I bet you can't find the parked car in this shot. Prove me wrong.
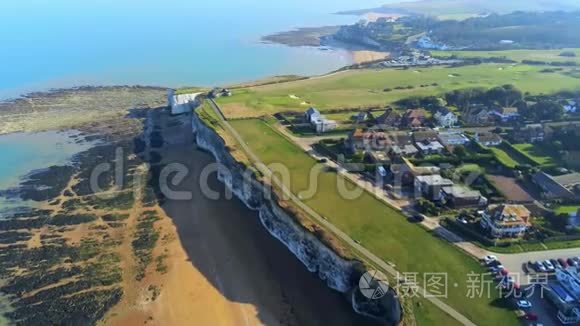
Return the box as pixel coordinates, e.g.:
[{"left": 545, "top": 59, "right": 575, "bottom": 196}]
[
  {"left": 516, "top": 300, "right": 532, "bottom": 309},
  {"left": 534, "top": 261, "right": 547, "bottom": 273},
  {"left": 568, "top": 258, "right": 579, "bottom": 267},
  {"left": 483, "top": 255, "right": 498, "bottom": 265},
  {"left": 558, "top": 258, "right": 569, "bottom": 268},
  {"left": 551, "top": 259, "right": 562, "bottom": 269},
  {"left": 543, "top": 260, "right": 555, "bottom": 271},
  {"left": 490, "top": 265, "right": 505, "bottom": 274}
]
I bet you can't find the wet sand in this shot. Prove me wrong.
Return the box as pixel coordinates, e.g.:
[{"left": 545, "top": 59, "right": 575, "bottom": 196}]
[{"left": 147, "top": 111, "right": 377, "bottom": 325}]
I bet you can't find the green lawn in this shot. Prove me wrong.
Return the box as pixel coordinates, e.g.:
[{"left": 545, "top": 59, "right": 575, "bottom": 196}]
[
  {"left": 230, "top": 119, "right": 517, "bottom": 325},
  {"left": 217, "top": 64, "right": 580, "bottom": 118},
  {"left": 512, "top": 143, "right": 559, "bottom": 166},
  {"left": 554, "top": 205, "right": 580, "bottom": 214},
  {"left": 488, "top": 147, "right": 521, "bottom": 168},
  {"left": 432, "top": 49, "right": 580, "bottom": 64}
]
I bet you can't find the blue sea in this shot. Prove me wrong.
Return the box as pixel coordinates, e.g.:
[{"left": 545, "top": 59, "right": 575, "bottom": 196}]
[
  {"left": 0, "top": 131, "right": 95, "bottom": 208},
  {"left": 0, "top": 0, "right": 389, "bottom": 99}
]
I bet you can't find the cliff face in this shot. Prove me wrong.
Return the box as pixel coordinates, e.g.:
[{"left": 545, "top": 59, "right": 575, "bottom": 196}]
[
  {"left": 191, "top": 112, "right": 401, "bottom": 324},
  {"left": 168, "top": 90, "right": 202, "bottom": 115},
  {"left": 192, "top": 113, "right": 356, "bottom": 292}
]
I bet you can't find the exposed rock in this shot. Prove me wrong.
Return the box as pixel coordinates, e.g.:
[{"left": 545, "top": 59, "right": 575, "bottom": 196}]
[{"left": 191, "top": 111, "right": 401, "bottom": 323}]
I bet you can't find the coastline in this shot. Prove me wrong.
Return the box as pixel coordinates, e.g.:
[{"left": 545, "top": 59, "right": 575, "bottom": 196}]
[{"left": 0, "top": 88, "right": 388, "bottom": 325}]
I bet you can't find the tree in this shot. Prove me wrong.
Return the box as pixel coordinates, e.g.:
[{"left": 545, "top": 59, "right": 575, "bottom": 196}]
[
  {"left": 416, "top": 199, "right": 440, "bottom": 216},
  {"left": 546, "top": 212, "right": 570, "bottom": 232},
  {"left": 530, "top": 101, "right": 564, "bottom": 121},
  {"left": 453, "top": 145, "right": 467, "bottom": 158}
]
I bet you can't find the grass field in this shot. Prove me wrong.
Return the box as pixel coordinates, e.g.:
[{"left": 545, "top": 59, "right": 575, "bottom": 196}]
[
  {"left": 432, "top": 49, "right": 580, "bottom": 64},
  {"left": 366, "top": 0, "right": 580, "bottom": 20},
  {"left": 216, "top": 64, "right": 580, "bottom": 119},
  {"left": 230, "top": 118, "right": 517, "bottom": 325},
  {"left": 512, "top": 143, "right": 559, "bottom": 166},
  {"left": 554, "top": 205, "right": 580, "bottom": 214},
  {"left": 488, "top": 147, "right": 522, "bottom": 168}
]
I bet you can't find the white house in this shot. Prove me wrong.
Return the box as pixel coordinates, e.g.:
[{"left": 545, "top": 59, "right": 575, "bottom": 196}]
[
  {"left": 312, "top": 117, "right": 337, "bottom": 133},
  {"left": 437, "top": 131, "right": 469, "bottom": 146},
  {"left": 414, "top": 175, "right": 454, "bottom": 201},
  {"left": 305, "top": 107, "right": 337, "bottom": 133},
  {"left": 564, "top": 100, "right": 577, "bottom": 113},
  {"left": 434, "top": 108, "right": 458, "bottom": 128},
  {"left": 492, "top": 107, "right": 520, "bottom": 123},
  {"left": 415, "top": 140, "right": 445, "bottom": 154},
  {"left": 474, "top": 132, "right": 502, "bottom": 147},
  {"left": 305, "top": 107, "right": 321, "bottom": 123},
  {"left": 480, "top": 204, "right": 531, "bottom": 238}
]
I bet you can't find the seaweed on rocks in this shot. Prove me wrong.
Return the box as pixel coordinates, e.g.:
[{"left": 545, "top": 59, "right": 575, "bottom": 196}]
[
  {"left": 47, "top": 214, "right": 98, "bottom": 226},
  {"left": 0, "top": 231, "right": 32, "bottom": 244},
  {"left": 12, "top": 166, "right": 75, "bottom": 202},
  {"left": 6, "top": 288, "right": 123, "bottom": 326}
]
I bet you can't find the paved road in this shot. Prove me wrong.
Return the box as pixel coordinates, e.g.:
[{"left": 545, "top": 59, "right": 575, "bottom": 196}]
[{"left": 206, "top": 99, "right": 477, "bottom": 326}]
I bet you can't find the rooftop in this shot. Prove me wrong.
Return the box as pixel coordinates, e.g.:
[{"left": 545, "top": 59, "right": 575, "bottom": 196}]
[
  {"left": 416, "top": 175, "right": 454, "bottom": 186},
  {"left": 438, "top": 132, "right": 469, "bottom": 145},
  {"left": 486, "top": 204, "right": 531, "bottom": 225},
  {"left": 442, "top": 185, "right": 482, "bottom": 199}
]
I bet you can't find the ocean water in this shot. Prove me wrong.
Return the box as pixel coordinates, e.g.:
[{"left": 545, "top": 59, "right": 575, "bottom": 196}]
[
  {"left": 0, "top": 0, "right": 389, "bottom": 99},
  {"left": 0, "top": 130, "right": 94, "bottom": 208}
]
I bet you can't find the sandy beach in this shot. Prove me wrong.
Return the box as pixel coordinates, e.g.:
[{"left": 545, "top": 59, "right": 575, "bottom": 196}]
[
  {"left": 352, "top": 50, "right": 390, "bottom": 64},
  {"left": 103, "top": 110, "right": 376, "bottom": 325}
]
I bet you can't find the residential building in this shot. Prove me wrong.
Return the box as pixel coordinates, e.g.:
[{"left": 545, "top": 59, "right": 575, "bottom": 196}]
[
  {"left": 312, "top": 117, "right": 338, "bottom": 133},
  {"left": 391, "top": 144, "right": 419, "bottom": 157},
  {"left": 441, "top": 185, "right": 487, "bottom": 208},
  {"left": 209, "top": 88, "right": 232, "bottom": 98},
  {"left": 375, "top": 108, "right": 402, "bottom": 127},
  {"left": 305, "top": 107, "right": 321, "bottom": 123},
  {"left": 433, "top": 108, "right": 458, "bottom": 128},
  {"left": 564, "top": 100, "right": 577, "bottom": 113},
  {"left": 402, "top": 109, "right": 427, "bottom": 128},
  {"left": 474, "top": 132, "right": 502, "bottom": 147},
  {"left": 491, "top": 107, "right": 520, "bottom": 123},
  {"left": 389, "top": 134, "right": 418, "bottom": 157},
  {"left": 480, "top": 204, "right": 531, "bottom": 238},
  {"left": 532, "top": 172, "right": 580, "bottom": 200},
  {"left": 390, "top": 158, "right": 440, "bottom": 186},
  {"left": 463, "top": 105, "right": 492, "bottom": 125},
  {"left": 413, "top": 130, "right": 439, "bottom": 143},
  {"left": 348, "top": 129, "right": 391, "bottom": 151},
  {"left": 412, "top": 130, "right": 445, "bottom": 154},
  {"left": 415, "top": 139, "right": 445, "bottom": 154},
  {"left": 368, "top": 151, "right": 390, "bottom": 163},
  {"left": 437, "top": 131, "right": 470, "bottom": 146},
  {"left": 414, "top": 175, "right": 454, "bottom": 201},
  {"left": 353, "top": 112, "right": 370, "bottom": 124},
  {"left": 513, "top": 124, "right": 548, "bottom": 143},
  {"left": 305, "top": 107, "right": 337, "bottom": 133}
]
